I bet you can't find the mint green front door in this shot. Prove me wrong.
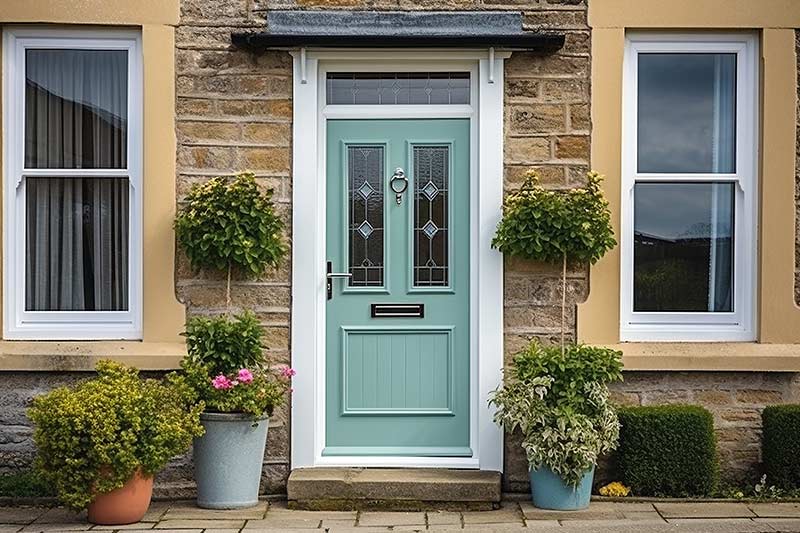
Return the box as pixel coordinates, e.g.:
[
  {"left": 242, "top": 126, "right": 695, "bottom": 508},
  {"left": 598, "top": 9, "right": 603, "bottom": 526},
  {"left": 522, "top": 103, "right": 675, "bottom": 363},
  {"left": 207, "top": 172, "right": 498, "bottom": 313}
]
[{"left": 324, "top": 119, "right": 471, "bottom": 457}]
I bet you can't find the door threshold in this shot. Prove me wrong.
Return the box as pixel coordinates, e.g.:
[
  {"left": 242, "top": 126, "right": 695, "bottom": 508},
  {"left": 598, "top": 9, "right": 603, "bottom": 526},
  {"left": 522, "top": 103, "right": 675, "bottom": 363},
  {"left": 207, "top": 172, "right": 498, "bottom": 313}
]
[{"left": 287, "top": 467, "right": 501, "bottom": 511}]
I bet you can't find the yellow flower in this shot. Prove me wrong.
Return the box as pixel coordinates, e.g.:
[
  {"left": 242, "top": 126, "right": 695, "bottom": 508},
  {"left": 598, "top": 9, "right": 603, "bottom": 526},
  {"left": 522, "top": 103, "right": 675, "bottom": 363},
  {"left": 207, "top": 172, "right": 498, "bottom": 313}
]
[{"left": 599, "top": 481, "right": 631, "bottom": 497}]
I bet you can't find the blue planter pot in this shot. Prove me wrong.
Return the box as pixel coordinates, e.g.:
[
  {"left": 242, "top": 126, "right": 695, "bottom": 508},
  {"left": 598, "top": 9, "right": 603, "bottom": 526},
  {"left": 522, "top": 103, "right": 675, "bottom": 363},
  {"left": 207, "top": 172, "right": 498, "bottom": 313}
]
[
  {"left": 529, "top": 465, "right": 594, "bottom": 510},
  {"left": 194, "top": 412, "right": 269, "bottom": 509}
]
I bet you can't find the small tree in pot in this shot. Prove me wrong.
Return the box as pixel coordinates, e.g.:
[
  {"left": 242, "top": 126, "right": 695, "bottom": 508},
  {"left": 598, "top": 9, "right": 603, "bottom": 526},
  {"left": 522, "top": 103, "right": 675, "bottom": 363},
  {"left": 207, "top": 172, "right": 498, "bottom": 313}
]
[
  {"left": 175, "top": 172, "right": 292, "bottom": 509},
  {"left": 490, "top": 170, "right": 621, "bottom": 510}
]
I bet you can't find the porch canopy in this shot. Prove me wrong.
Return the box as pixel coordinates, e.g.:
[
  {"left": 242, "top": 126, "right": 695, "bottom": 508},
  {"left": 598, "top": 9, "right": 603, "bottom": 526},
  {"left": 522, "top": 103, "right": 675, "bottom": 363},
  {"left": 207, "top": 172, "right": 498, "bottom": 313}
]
[{"left": 231, "top": 10, "right": 565, "bottom": 52}]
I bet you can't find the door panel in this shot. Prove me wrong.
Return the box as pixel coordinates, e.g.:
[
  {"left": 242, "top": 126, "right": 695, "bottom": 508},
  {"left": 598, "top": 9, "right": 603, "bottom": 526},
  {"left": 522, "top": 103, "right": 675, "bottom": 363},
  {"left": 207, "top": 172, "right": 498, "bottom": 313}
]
[{"left": 325, "top": 119, "right": 471, "bottom": 457}]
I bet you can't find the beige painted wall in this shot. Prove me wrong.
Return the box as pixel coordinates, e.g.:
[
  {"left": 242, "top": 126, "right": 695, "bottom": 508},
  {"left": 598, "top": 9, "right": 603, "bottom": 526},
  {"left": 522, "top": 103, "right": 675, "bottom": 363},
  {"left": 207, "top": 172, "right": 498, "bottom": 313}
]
[
  {"left": 579, "top": 0, "right": 800, "bottom": 362},
  {"left": 0, "top": 0, "right": 184, "bottom": 370}
]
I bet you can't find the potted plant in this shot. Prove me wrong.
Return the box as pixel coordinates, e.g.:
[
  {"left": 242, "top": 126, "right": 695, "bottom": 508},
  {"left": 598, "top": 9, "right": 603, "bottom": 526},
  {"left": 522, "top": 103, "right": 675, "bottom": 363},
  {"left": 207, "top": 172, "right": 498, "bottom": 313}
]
[
  {"left": 490, "top": 343, "right": 622, "bottom": 510},
  {"left": 27, "top": 361, "right": 203, "bottom": 524},
  {"left": 181, "top": 311, "right": 293, "bottom": 509},
  {"left": 490, "top": 170, "right": 621, "bottom": 510},
  {"left": 175, "top": 171, "right": 290, "bottom": 509}
]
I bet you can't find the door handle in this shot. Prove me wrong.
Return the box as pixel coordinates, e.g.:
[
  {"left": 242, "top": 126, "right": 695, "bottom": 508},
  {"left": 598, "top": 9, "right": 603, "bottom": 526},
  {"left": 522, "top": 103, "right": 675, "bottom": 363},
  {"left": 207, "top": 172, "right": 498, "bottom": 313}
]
[{"left": 326, "top": 261, "right": 352, "bottom": 300}]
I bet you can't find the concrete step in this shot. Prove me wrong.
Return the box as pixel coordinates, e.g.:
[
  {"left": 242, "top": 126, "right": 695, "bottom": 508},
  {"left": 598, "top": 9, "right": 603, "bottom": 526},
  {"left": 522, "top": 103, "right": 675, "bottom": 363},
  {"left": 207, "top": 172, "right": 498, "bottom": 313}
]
[{"left": 287, "top": 468, "right": 502, "bottom": 511}]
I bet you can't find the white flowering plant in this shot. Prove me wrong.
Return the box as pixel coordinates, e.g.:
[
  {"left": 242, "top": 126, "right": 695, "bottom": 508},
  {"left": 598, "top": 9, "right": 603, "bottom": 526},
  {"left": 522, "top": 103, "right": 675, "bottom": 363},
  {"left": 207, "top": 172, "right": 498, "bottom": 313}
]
[{"left": 490, "top": 342, "right": 623, "bottom": 487}]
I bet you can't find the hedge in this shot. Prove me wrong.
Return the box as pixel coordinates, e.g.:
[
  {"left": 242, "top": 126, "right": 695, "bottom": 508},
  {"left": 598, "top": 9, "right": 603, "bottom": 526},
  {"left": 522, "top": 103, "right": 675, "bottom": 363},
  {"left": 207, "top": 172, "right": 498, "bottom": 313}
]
[
  {"left": 762, "top": 405, "right": 800, "bottom": 490},
  {"left": 616, "top": 405, "right": 719, "bottom": 496}
]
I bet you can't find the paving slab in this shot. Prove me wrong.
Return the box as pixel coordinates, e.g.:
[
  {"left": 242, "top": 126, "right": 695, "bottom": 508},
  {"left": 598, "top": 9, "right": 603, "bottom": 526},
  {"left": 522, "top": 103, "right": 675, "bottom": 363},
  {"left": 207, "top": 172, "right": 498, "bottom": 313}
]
[
  {"left": 665, "top": 518, "right": 770, "bottom": 532},
  {"left": 89, "top": 522, "right": 155, "bottom": 530},
  {"left": 319, "top": 518, "right": 356, "bottom": 528},
  {"left": 462, "top": 507, "right": 523, "bottom": 525},
  {"left": 426, "top": 511, "right": 461, "bottom": 526},
  {"left": 203, "top": 530, "right": 243, "bottom": 533},
  {"left": 748, "top": 503, "right": 800, "bottom": 518},
  {"left": 325, "top": 529, "right": 392, "bottom": 533},
  {"left": 31, "top": 510, "right": 85, "bottom": 525},
  {"left": 0, "top": 527, "right": 22, "bottom": 533},
  {"left": 244, "top": 517, "right": 322, "bottom": 529},
  {"left": 752, "top": 517, "right": 800, "bottom": 532},
  {"left": 117, "top": 530, "right": 202, "bottom": 533},
  {"left": 654, "top": 502, "right": 756, "bottom": 519},
  {"left": 161, "top": 501, "right": 268, "bottom": 520},
  {"left": 0, "top": 508, "right": 46, "bottom": 525},
  {"left": 521, "top": 502, "right": 623, "bottom": 521},
  {"left": 140, "top": 503, "right": 170, "bottom": 523},
  {"left": 357, "top": 512, "right": 426, "bottom": 527},
  {"left": 19, "top": 523, "right": 91, "bottom": 532},
  {"left": 153, "top": 520, "right": 245, "bottom": 530}
]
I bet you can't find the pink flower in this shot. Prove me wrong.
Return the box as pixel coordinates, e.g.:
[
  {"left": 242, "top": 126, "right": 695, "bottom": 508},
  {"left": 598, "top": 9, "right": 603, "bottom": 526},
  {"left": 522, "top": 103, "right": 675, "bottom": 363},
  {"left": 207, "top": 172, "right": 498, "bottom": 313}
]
[
  {"left": 280, "top": 366, "right": 297, "bottom": 379},
  {"left": 211, "top": 374, "right": 233, "bottom": 390},
  {"left": 237, "top": 368, "right": 254, "bottom": 384}
]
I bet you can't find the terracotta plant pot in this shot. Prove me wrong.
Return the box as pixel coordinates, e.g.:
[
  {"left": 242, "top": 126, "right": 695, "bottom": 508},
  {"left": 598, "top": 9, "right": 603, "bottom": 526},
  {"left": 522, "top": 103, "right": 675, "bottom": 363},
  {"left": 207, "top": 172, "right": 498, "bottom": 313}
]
[{"left": 88, "top": 469, "right": 154, "bottom": 525}]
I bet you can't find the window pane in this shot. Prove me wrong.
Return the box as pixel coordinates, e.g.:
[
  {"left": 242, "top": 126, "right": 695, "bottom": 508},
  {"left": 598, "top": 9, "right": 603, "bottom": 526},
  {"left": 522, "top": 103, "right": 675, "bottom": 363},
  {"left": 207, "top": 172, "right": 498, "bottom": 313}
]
[
  {"left": 348, "top": 146, "right": 384, "bottom": 287},
  {"left": 633, "top": 182, "right": 734, "bottom": 312},
  {"left": 638, "top": 53, "right": 736, "bottom": 173},
  {"left": 327, "top": 72, "right": 470, "bottom": 105},
  {"left": 25, "top": 177, "right": 129, "bottom": 311},
  {"left": 413, "top": 145, "right": 449, "bottom": 287},
  {"left": 25, "top": 49, "right": 128, "bottom": 169}
]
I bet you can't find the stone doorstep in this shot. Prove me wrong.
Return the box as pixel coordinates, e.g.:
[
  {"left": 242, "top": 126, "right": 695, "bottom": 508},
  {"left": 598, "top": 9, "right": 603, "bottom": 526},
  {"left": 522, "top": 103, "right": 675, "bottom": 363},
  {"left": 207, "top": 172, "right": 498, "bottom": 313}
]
[{"left": 287, "top": 468, "right": 501, "bottom": 511}]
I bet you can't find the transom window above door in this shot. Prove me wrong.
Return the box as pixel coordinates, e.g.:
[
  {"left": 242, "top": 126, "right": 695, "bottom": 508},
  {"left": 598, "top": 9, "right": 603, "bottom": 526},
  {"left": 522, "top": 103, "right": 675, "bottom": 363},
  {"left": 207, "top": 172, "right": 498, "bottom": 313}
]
[
  {"left": 326, "top": 72, "right": 470, "bottom": 105},
  {"left": 621, "top": 34, "right": 758, "bottom": 342},
  {"left": 3, "top": 29, "right": 142, "bottom": 339}
]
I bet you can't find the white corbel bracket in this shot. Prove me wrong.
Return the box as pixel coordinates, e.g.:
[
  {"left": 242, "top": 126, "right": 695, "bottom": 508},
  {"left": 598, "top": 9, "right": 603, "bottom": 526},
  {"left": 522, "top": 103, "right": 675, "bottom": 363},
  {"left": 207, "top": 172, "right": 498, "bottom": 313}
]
[
  {"left": 300, "top": 47, "right": 307, "bottom": 84},
  {"left": 488, "top": 47, "right": 495, "bottom": 83}
]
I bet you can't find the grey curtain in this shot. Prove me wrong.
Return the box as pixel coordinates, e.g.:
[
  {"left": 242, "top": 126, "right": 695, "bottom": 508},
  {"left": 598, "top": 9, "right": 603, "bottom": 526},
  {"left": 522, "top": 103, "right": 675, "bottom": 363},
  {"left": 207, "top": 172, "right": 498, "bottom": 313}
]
[{"left": 23, "top": 50, "right": 129, "bottom": 311}]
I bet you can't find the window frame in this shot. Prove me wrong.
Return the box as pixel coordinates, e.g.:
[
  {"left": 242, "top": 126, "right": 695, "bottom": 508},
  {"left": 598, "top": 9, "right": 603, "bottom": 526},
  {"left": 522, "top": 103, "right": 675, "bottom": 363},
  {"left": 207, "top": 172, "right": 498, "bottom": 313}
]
[
  {"left": 2, "top": 27, "right": 143, "bottom": 340},
  {"left": 620, "top": 32, "right": 759, "bottom": 342}
]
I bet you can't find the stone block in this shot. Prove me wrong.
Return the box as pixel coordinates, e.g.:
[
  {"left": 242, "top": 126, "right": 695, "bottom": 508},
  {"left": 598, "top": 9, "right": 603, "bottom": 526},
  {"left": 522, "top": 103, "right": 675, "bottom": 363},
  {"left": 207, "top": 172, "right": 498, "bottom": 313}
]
[
  {"left": 654, "top": 502, "right": 755, "bottom": 519},
  {"left": 554, "top": 135, "right": 589, "bottom": 160},
  {"left": 358, "top": 512, "right": 426, "bottom": 526},
  {"left": 504, "top": 137, "right": 551, "bottom": 164},
  {"left": 569, "top": 103, "right": 590, "bottom": 130},
  {"left": 509, "top": 105, "right": 566, "bottom": 133}
]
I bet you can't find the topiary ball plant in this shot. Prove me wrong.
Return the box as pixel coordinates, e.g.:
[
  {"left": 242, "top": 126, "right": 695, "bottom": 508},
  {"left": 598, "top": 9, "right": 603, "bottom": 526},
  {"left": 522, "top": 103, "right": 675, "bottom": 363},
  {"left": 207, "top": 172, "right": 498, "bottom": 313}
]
[
  {"left": 492, "top": 170, "right": 616, "bottom": 349},
  {"left": 175, "top": 171, "right": 287, "bottom": 310},
  {"left": 28, "top": 361, "right": 204, "bottom": 510}
]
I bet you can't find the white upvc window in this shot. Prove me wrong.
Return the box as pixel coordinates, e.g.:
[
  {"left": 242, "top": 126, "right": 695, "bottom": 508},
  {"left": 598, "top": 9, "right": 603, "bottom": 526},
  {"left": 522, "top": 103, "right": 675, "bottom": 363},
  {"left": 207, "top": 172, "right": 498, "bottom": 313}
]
[
  {"left": 3, "top": 28, "right": 142, "bottom": 340},
  {"left": 620, "top": 33, "right": 758, "bottom": 342}
]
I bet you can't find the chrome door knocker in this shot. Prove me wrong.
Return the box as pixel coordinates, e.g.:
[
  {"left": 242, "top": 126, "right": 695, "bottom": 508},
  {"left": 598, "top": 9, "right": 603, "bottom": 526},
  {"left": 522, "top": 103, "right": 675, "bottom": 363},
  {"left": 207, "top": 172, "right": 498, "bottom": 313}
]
[{"left": 390, "top": 167, "right": 408, "bottom": 205}]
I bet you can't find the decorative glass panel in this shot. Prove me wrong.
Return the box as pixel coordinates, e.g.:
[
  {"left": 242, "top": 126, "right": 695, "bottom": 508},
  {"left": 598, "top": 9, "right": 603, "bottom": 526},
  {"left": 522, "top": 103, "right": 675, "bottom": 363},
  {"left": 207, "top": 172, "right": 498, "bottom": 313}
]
[
  {"left": 327, "top": 72, "right": 470, "bottom": 105},
  {"left": 25, "top": 49, "right": 128, "bottom": 169},
  {"left": 637, "top": 53, "right": 736, "bottom": 174},
  {"left": 25, "top": 177, "right": 130, "bottom": 311},
  {"left": 633, "top": 182, "right": 734, "bottom": 312},
  {"left": 413, "top": 146, "right": 449, "bottom": 287},
  {"left": 348, "top": 146, "right": 384, "bottom": 287}
]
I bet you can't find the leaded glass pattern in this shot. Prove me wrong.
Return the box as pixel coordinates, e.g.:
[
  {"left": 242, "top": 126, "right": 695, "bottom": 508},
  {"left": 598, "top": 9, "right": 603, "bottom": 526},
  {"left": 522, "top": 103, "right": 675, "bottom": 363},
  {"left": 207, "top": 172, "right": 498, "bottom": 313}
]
[
  {"left": 413, "top": 146, "right": 449, "bottom": 287},
  {"left": 348, "top": 145, "right": 384, "bottom": 286},
  {"left": 327, "top": 72, "right": 470, "bottom": 105}
]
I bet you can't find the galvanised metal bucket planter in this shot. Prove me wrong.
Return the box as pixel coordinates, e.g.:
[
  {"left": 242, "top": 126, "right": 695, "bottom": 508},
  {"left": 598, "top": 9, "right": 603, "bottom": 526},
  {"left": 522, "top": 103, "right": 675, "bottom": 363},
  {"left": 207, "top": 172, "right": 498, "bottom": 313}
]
[
  {"left": 529, "top": 465, "right": 594, "bottom": 511},
  {"left": 194, "top": 412, "right": 268, "bottom": 509}
]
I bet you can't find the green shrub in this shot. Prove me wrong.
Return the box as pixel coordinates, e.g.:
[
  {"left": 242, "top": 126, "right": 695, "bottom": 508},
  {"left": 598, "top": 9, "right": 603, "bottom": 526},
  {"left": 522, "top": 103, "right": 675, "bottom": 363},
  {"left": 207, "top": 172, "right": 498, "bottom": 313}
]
[
  {"left": 181, "top": 310, "right": 293, "bottom": 417},
  {"left": 490, "top": 343, "right": 623, "bottom": 487},
  {"left": 762, "top": 404, "right": 800, "bottom": 490},
  {"left": 616, "top": 405, "right": 719, "bottom": 496},
  {"left": 175, "top": 172, "right": 286, "bottom": 276},
  {"left": 0, "top": 470, "right": 55, "bottom": 498},
  {"left": 28, "top": 361, "right": 204, "bottom": 510}
]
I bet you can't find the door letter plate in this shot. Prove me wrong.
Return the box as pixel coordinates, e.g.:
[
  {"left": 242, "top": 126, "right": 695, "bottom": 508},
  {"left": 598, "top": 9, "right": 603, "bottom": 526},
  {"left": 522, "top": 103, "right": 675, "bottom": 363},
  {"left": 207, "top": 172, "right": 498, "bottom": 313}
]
[{"left": 371, "top": 303, "right": 424, "bottom": 318}]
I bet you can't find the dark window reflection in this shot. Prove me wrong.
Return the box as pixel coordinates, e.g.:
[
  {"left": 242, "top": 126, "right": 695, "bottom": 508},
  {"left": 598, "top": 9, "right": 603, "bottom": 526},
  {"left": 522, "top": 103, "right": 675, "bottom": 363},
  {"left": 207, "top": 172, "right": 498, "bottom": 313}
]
[
  {"left": 327, "top": 72, "right": 470, "bottom": 105},
  {"left": 633, "top": 182, "right": 734, "bottom": 312},
  {"left": 25, "top": 49, "right": 128, "bottom": 169},
  {"left": 638, "top": 53, "right": 736, "bottom": 174}
]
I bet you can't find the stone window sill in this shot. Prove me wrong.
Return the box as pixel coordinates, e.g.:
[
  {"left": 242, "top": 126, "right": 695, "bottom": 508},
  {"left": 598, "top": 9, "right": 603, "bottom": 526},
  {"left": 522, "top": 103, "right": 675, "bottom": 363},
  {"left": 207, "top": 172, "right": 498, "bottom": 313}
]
[
  {"left": 0, "top": 341, "right": 185, "bottom": 371},
  {"left": 612, "top": 342, "right": 800, "bottom": 372}
]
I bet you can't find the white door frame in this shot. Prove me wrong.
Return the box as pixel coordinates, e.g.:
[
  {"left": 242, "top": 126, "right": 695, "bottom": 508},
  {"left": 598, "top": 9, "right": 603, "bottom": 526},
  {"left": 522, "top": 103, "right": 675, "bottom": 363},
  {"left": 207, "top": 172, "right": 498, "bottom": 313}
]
[{"left": 290, "top": 49, "right": 505, "bottom": 471}]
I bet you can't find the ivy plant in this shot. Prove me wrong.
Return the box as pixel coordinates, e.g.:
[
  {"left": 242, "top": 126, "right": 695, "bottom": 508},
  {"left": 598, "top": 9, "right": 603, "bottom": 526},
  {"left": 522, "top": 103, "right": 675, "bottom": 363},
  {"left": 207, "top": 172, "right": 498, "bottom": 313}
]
[
  {"left": 28, "top": 361, "right": 204, "bottom": 510},
  {"left": 489, "top": 342, "right": 623, "bottom": 487},
  {"left": 492, "top": 170, "right": 616, "bottom": 349},
  {"left": 175, "top": 172, "right": 287, "bottom": 310}
]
